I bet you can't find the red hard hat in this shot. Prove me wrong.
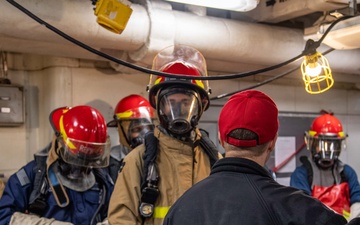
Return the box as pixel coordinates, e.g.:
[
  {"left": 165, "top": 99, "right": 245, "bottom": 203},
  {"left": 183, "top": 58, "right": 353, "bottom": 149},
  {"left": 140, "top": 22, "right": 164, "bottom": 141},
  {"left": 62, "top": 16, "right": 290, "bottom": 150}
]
[
  {"left": 115, "top": 95, "right": 153, "bottom": 118},
  {"left": 107, "top": 94, "right": 154, "bottom": 127},
  {"left": 308, "top": 114, "right": 345, "bottom": 138},
  {"left": 50, "top": 105, "right": 110, "bottom": 167}
]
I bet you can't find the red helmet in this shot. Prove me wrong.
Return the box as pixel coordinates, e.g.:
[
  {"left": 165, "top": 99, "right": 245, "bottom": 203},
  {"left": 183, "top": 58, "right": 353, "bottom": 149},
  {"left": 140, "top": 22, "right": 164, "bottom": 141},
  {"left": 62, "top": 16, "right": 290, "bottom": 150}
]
[
  {"left": 108, "top": 95, "right": 155, "bottom": 149},
  {"left": 305, "top": 113, "right": 347, "bottom": 168},
  {"left": 50, "top": 105, "right": 110, "bottom": 168},
  {"left": 148, "top": 45, "right": 211, "bottom": 111},
  {"left": 112, "top": 95, "right": 154, "bottom": 122}
]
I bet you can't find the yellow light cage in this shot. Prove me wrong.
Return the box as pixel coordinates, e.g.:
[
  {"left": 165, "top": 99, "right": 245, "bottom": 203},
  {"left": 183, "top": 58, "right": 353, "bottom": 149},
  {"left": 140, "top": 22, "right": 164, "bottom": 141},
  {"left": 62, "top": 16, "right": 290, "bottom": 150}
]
[{"left": 301, "top": 52, "right": 334, "bottom": 94}]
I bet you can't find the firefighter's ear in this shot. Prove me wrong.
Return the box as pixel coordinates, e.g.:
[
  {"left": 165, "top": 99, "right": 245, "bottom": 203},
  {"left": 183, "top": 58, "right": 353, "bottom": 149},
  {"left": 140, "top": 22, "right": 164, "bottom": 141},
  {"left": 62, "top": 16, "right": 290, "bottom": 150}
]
[{"left": 267, "top": 133, "right": 278, "bottom": 154}]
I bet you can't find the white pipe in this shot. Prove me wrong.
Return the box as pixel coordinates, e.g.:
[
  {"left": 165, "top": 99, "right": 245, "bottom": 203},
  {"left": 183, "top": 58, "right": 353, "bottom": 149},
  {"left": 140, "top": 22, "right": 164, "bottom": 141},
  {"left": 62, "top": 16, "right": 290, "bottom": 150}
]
[{"left": 0, "top": 0, "right": 359, "bottom": 75}]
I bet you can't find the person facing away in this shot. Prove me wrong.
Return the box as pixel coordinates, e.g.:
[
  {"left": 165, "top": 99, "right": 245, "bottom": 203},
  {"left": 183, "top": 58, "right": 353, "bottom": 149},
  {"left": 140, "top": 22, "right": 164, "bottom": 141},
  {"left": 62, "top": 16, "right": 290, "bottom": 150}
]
[
  {"left": 163, "top": 90, "right": 348, "bottom": 225},
  {"left": 290, "top": 112, "right": 360, "bottom": 221},
  {"left": 106, "top": 94, "right": 155, "bottom": 182},
  {"left": 107, "top": 44, "right": 222, "bottom": 225},
  {"left": 0, "top": 105, "right": 114, "bottom": 225}
]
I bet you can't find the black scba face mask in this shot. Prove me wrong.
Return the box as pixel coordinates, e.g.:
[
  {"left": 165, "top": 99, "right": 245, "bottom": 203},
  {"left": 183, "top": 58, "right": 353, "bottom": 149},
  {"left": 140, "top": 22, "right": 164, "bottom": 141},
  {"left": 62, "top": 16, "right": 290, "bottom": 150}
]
[
  {"left": 157, "top": 88, "right": 202, "bottom": 135},
  {"left": 128, "top": 120, "right": 154, "bottom": 148},
  {"left": 120, "top": 118, "right": 155, "bottom": 149},
  {"left": 56, "top": 158, "right": 95, "bottom": 192}
]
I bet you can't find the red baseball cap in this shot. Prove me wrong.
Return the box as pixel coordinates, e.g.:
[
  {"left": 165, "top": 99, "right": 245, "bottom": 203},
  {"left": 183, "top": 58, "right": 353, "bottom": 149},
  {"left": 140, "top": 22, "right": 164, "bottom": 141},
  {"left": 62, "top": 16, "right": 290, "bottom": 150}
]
[{"left": 219, "top": 90, "right": 279, "bottom": 147}]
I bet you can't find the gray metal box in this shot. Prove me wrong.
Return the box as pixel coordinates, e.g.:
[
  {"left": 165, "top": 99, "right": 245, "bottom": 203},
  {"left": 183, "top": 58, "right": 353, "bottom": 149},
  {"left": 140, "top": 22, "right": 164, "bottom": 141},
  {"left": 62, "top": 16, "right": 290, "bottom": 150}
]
[{"left": 0, "top": 85, "right": 24, "bottom": 126}]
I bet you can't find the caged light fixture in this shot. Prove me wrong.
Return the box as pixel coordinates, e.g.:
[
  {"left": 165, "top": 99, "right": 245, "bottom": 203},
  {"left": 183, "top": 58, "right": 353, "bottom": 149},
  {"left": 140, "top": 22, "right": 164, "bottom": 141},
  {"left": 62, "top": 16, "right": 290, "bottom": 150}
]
[
  {"left": 300, "top": 0, "right": 359, "bottom": 95},
  {"left": 301, "top": 39, "right": 334, "bottom": 94}
]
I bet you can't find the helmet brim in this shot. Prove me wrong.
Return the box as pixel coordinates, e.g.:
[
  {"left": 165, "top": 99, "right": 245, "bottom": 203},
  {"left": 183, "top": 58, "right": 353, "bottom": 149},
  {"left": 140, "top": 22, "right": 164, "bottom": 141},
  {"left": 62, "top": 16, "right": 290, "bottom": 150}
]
[{"left": 107, "top": 119, "right": 117, "bottom": 127}]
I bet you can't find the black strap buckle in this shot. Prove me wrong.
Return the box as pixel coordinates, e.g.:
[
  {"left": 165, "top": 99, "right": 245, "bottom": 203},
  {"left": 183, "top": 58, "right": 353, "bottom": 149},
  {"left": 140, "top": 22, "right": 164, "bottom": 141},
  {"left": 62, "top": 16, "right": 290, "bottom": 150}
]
[
  {"left": 28, "top": 197, "right": 47, "bottom": 215},
  {"left": 139, "top": 186, "right": 160, "bottom": 218}
]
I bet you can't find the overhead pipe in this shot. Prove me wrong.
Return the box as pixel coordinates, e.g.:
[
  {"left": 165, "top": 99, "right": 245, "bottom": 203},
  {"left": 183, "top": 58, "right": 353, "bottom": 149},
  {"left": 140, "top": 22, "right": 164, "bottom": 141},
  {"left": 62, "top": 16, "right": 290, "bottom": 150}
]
[{"left": 0, "top": 0, "right": 359, "bottom": 75}]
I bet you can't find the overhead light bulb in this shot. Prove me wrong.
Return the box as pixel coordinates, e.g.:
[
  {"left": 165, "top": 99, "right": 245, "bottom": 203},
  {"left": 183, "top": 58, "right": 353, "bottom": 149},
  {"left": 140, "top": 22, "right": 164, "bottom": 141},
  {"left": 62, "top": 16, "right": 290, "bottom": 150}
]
[
  {"left": 164, "top": 0, "right": 260, "bottom": 12},
  {"left": 301, "top": 52, "right": 334, "bottom": 94},
  {"left": 305, "top": 63, "right": 322, "bottom": 77}
]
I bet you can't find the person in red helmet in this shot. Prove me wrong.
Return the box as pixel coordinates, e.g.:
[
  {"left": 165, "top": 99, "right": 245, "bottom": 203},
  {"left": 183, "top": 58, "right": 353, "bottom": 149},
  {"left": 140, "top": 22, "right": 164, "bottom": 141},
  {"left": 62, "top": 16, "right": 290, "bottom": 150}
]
[
  {"left": 108, "top": 45, "right": 221, "bottom": 225},
  {"left": 107, "top": 94, "right": 155, "bottom": 182},
  {"left": 291, "top": 112, "right": 360, "bottom": 221},
  {"left": 0, "top": 105, "right": 114, "bottom": 225}
]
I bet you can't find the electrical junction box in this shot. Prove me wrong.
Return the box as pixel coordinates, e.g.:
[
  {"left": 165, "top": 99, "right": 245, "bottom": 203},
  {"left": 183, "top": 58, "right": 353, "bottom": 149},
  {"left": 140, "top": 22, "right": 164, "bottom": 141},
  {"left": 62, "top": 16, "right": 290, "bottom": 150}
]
[{"left": 0, "top": 85, "right": 24, "bottom": 126}]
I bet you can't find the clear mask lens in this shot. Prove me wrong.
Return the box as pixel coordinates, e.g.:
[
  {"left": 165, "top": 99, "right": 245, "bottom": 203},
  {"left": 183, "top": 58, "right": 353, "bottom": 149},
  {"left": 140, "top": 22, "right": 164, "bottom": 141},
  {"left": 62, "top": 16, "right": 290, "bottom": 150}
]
[
  {"left": 306, "top": 133, "right": 345, "bottom": 161},
  {"left": 159, "top": 90, "right": 200, "bottom": 134}
]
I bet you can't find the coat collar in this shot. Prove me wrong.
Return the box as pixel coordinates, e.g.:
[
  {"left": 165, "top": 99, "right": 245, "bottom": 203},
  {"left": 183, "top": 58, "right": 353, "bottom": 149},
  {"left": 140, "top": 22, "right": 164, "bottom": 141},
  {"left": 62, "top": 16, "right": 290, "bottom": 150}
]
[{"left": 211, "top": 157, "right": 273, "bottom": 179}]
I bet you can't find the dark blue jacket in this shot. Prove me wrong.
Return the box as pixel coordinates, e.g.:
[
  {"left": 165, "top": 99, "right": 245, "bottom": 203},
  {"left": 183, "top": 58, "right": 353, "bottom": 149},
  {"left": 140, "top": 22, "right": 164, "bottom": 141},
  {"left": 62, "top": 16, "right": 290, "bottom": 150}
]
[
  {"left": 164, "top": 157, "right": 347, "bottom": 225},
  {"left": 0, "top": 160, "right": 113, "bottom": 225}
]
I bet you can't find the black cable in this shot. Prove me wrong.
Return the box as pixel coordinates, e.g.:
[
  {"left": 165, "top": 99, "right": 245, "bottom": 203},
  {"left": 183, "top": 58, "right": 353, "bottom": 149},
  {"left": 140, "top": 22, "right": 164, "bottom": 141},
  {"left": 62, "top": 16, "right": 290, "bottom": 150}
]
[
  {"left": 210, "top": 48, "right": 335, "bottom": 100},
  {"left": 302, "top": 15, "right": 353, "bottom": 55},
  {"left": 5, "top": 0, "right": 304, "bottom": 80},
  {"left": 210, "top": 68, "right": 297, "bottom": 100},
  {"left": 317, "top": 15, "right": 353, "bottom": 44},
  {"left": 2, "top": 0, "right": 358, "bottom": 89}
]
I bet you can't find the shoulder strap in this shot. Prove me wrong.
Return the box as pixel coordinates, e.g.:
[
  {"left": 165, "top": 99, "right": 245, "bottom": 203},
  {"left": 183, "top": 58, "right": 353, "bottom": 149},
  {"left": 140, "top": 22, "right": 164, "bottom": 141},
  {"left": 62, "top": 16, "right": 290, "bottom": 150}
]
[
  {"left": 198, "top": 128, "right": 219, "bottom": 167},
  {"left": 28, "top": 142, "right": 52, "bottom": 215},
  {"left": 90, "top": 168, "right": 109, "bottom": 225},
  {"left": 300, "top": 156, "right": 313, "bottom": 187},
  {"left": 139, "top": 129, "right": 219, "bottom": 220},
  {"left": 340, "top": 169, "right": 348, "bottom": 183},
  {"left": 141, "top": 131, "right": 159, "bottom": 189},
  {"left": 108, "top": 157, "right": 123, "bottom": 183},
  {"left": 139, "top": 131, "right": 160, "bottom": 219}
]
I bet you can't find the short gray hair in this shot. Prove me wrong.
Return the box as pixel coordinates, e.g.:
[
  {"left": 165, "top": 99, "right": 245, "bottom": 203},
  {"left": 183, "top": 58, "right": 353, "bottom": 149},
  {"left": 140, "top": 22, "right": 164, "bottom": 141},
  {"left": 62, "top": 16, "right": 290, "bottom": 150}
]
[{"left": 225, "top": 128, "right": 269, "bottom": 157}]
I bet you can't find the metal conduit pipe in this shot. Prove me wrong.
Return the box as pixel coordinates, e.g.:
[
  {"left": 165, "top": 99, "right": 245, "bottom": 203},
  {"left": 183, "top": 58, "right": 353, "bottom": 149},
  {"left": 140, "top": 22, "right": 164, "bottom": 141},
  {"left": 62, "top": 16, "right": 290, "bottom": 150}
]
[{"left": 0, "top": 0, "right": 359, "bottom": 75}]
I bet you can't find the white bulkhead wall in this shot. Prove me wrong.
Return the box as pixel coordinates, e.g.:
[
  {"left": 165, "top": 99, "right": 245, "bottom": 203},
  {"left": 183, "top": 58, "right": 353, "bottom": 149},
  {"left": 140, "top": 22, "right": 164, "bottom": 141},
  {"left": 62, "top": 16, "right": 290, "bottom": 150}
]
[{"left": 1, "top": 53, "right": 360, "bottom": 181}]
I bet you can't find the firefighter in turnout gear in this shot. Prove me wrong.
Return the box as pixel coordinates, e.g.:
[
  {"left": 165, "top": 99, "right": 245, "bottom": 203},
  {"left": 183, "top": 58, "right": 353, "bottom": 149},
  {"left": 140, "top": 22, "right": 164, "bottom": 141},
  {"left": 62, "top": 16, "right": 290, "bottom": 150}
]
[
  {"left": 107, "top": 94, "right": 155, "bottom": 182},
  {"left": 108, "top": 44, "right": 222, "bottom": 225}
]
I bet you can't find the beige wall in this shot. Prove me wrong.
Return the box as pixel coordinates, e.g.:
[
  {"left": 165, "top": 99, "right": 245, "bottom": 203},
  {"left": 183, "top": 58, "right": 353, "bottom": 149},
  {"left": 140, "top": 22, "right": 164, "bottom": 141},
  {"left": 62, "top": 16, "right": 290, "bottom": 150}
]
[{"left": 1, "top": 53, "right": 360, "bottom": 182}]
